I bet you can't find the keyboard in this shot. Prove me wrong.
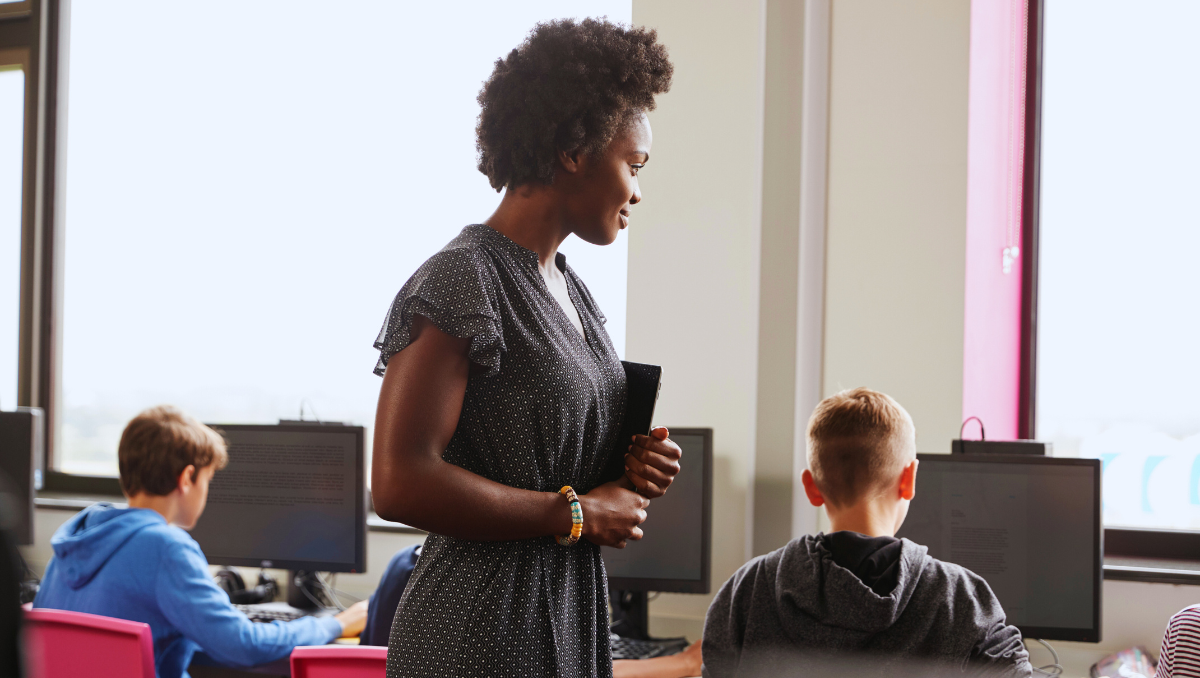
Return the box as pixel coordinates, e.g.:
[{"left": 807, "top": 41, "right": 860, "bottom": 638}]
[
  {"left": 235, "top": 603, "right": 306, "bottom": 623},
  {"left": 609, "top": 633, "right": 689, "bottom": 660}
]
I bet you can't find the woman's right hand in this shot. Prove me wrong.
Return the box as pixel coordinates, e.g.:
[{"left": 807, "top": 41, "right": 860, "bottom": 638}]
[{"left": 578, "top": 480, "right": 649, "bottom": 548}]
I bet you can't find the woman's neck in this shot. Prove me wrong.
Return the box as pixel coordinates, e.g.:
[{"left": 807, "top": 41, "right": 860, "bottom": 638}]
[{"left": 484, "top": 185, "right": 572, "bottom": 271}]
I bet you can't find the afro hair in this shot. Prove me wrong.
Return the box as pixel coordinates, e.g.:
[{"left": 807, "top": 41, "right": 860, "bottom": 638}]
[{"left": 476, "top": 18, "right": 673, "bottom": 191}]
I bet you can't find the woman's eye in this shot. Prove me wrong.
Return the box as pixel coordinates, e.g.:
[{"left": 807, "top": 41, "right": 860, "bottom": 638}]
[{"left": 631, "top": 164, "right": 644, "bottom": 176}]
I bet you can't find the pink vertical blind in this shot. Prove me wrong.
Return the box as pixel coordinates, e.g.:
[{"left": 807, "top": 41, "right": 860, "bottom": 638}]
[{"left": 962, "top": 0, "right": 1029, "bottom": 440}]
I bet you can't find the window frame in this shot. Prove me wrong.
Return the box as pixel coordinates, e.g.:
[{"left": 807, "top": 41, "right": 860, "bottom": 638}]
[
  {"left": 0, "top": 2, "right": 31, "bottom": 21},
  {"left": 1022, "top": 0, "right": 1200, "bottom": 580},
  {"left": 19, "top": 1, "right": 631, "bottom": 505},
  {"left": 11, "top": 0, "right": 120, "bottom": 497}
]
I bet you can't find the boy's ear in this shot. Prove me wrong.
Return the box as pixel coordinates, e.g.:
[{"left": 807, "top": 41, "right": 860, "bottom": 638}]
[
  {"left": 899, "top": 459, "right": 919, "bottom": 501},
  {"left": 801, "top": 469, "right": 825, "bottom": 507},
  {"left": 176, "top": 464, "right": 197, "bottom": 494}
]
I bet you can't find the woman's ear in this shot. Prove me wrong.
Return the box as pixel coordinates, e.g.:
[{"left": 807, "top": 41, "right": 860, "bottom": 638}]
[
  {"left": 176, "top": 464, "right": 197, "bottom": 495},
  {"left": 557, "top": 148, "right": 582, "bottom": 174},
  {"left": 899, "top": 459, "right": 919, "bottom": 501},
  {"left": 801, "top": 469, "right": 825, "bottom": 507}
]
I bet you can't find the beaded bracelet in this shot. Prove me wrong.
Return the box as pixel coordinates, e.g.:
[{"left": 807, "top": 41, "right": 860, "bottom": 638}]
[{"left": 557, "top": 486, "right": 584, "bottom": 546}]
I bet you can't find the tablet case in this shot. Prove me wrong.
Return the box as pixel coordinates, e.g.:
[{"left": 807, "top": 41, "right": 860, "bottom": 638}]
[{"left": 609, "top": 361, "right": 662, "bottom": 481}]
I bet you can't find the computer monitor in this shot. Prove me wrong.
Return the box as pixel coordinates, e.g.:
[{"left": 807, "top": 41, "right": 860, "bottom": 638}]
[
  {"left": 0, "top": 407, "right": 44, "bottom": 546},
  {"left": 896, "top": 453, "right": 1102, "bottom": 642},
  {"left": 189, "top": 423, "right": 367, "bottom": 574},
  {"left": 603, "top": 428, "right": 713, "bottom": 594}
]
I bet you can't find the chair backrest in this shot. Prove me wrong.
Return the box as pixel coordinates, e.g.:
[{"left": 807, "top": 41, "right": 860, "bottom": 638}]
[
  {"left": 291, "top": 645, "right": 388, "bottom": 678},
  {"left": 23, "top": 608, "right": 155, "bottom": 678}
]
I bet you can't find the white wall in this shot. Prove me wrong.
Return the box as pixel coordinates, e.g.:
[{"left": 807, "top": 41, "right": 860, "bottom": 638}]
[
  {"left": 823, "top": 0, "right": 969, "bottom": 453},
  {"left": 628, "top": 0, "right": 767, "bottom": 640}
]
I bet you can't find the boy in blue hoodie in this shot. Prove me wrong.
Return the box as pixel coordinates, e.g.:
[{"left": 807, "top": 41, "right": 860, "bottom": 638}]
[{"left": 34, "top": 405, "right": 367, "bottom": 678}]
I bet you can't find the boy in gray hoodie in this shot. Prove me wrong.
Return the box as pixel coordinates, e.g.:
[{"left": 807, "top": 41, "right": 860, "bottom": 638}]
[{"left": 702, "top": 388, "right": 1033, "bottom": 678}]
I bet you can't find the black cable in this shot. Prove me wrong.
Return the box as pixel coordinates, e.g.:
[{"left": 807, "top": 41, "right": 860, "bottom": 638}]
[
  {"left": 960, "top": 416, "right": 986, "bottom": 441},
  {"left": 299, "top": 399, "right": 322, "bottom": 423},
  {"left": 295, "top": 572, "right": 331, "bottom": 610}
]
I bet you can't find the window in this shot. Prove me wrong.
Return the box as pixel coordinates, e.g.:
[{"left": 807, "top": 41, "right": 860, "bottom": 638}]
[
  {"left": 53, "top": 1, "right": 632, "bottom": 477},
  {"left": 0, "top": 60, "right": 22, "bottom": 412},
  {"left": 1036, "top": 0, "right": 1200, "bottom": 532}
]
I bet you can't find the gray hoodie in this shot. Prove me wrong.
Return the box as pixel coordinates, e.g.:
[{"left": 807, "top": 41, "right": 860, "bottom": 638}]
[{"left": 702, "top": 534, "right": 1033, "bottom": 678}]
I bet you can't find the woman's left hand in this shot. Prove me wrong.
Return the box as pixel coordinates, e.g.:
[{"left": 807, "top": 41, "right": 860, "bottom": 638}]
[{"left": 624, "top": 427, "right": 682, "bottom": 499}]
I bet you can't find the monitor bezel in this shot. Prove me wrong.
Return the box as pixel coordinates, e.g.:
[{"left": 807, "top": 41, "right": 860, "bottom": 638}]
[
  {"left": 912, "top": 453, "right": 1102, "bottom": 643},
  {"left": 195, "top": 423, "right": 368, "bottom": 574},
  {"left": 0, "top": 409, "right": 39, "bottom": 546},
  {"left": 606, "top": 427, "right": 713, "bottom": 595}
]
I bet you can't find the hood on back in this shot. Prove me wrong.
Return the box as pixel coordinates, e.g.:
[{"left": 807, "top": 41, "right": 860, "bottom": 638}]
[
  {"left": 774, "top": 534, "right": 929, "bottom": 637},
  {"left": 50, "top": 503, "right": 166, "bottom": 589}
]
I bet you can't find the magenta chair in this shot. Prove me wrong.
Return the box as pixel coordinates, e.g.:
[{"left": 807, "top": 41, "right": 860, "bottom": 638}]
[
  {"left": 291, "top": 645, "right": 388, "bottom": 678},
  {"left": 23, "top": 608, "right": 155, "bottom": 678}
]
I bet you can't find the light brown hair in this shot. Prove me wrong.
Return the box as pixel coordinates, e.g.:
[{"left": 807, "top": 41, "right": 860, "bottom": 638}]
[
  {"left": 118, "top": 405, "right": 228, "bottom": 497},
  {"left": 805, "top": 387, "right": 915, "bottom": 508}
]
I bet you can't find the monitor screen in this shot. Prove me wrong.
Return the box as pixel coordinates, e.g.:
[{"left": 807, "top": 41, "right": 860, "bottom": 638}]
[
  {"left": 603, "top": 429, "right": 712, "bottom": 594},
  {"left": 189, "top": 424, "right": 366, "bottom": 573},
  {"left": 896, "top": 454, "right": 1101, "bottom": 642}
]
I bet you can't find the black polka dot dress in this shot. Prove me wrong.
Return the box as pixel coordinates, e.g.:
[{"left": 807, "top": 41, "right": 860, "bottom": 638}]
[{"left": 374, "top": 224, "right": 627, "bottom": 677}]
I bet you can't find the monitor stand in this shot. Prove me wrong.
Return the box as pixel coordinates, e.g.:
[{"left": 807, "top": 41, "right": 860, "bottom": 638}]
[
  {"left": 288, "top": 571, "right": 326, "bottom": 610},
  {"left": 609, "top": 587, "right": 650, "bottom": 640}
]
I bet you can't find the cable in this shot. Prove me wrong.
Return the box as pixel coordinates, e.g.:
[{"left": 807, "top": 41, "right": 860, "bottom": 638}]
[
  {"left": 316, "top": 573, "right": 346, "bottom": 611},
  {"left": 18, "top": 550, "right": 38, "bottom": 583},
  {"left": 326, "top": 574, "right": 364, "bottom": 605},
  {"left": 299, "top": 399, "right": 322, "bottom": 423},
  {"left": 960, "top": 416, "right": 986, "bottom": 441},
  {"left": 294, "top": 571, "right": 335, "bottom": 609},
  {"left": 1031, "top": 638, "right": 1064, "bottom": 677},
  {"left": 18, "top": 550, "right": 40, "bottom": 605},
  {"left": 299, "top": 586, "right": 327, "bottom": 609}
]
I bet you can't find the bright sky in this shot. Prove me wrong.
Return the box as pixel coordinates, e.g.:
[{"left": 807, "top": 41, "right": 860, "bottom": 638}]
[
  {"left": 1039, "top": 0, "right": 1200, "bottom": 528},
  {"left": 0, "top": 68, "right": 21, "bottom": 413}
]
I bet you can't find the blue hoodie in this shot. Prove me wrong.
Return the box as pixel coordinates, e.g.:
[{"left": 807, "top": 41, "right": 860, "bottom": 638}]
[{"left": 34, "top": 503, "right": 341, "bottom": 678}]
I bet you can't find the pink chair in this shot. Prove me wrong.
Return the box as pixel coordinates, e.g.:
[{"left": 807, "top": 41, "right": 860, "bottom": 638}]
[
  {"left": 23, "top": 608, "right": 155, "bottom": 678},
  {"left": 291, "top": 645, "right": 388, "bottom": 678}
]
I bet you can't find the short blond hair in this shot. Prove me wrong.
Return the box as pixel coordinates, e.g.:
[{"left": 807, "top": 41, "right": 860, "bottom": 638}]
[
  {"left": 805, "top": 388, "right": 915, "bottom": 508},
  {"left": 118, "top": 405, "right": 228, "bottom": 497}
]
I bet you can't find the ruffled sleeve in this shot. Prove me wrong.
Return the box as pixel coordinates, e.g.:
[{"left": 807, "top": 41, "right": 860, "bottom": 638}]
[{"left": 374, "top": 247, "right": 506, "bottom": 377}]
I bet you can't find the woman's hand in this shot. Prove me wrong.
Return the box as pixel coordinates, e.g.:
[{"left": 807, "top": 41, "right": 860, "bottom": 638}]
[
  {"left": 578, "top": 480, "right": 650, "bottom": 548},
  {"left": 624, "top": 427, "right": 683, "bottom": 499}
]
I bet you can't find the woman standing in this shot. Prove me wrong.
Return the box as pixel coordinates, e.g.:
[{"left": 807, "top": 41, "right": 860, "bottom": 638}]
[{"left": 371, "top": 19, "right": 679, "bottom": 678}]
